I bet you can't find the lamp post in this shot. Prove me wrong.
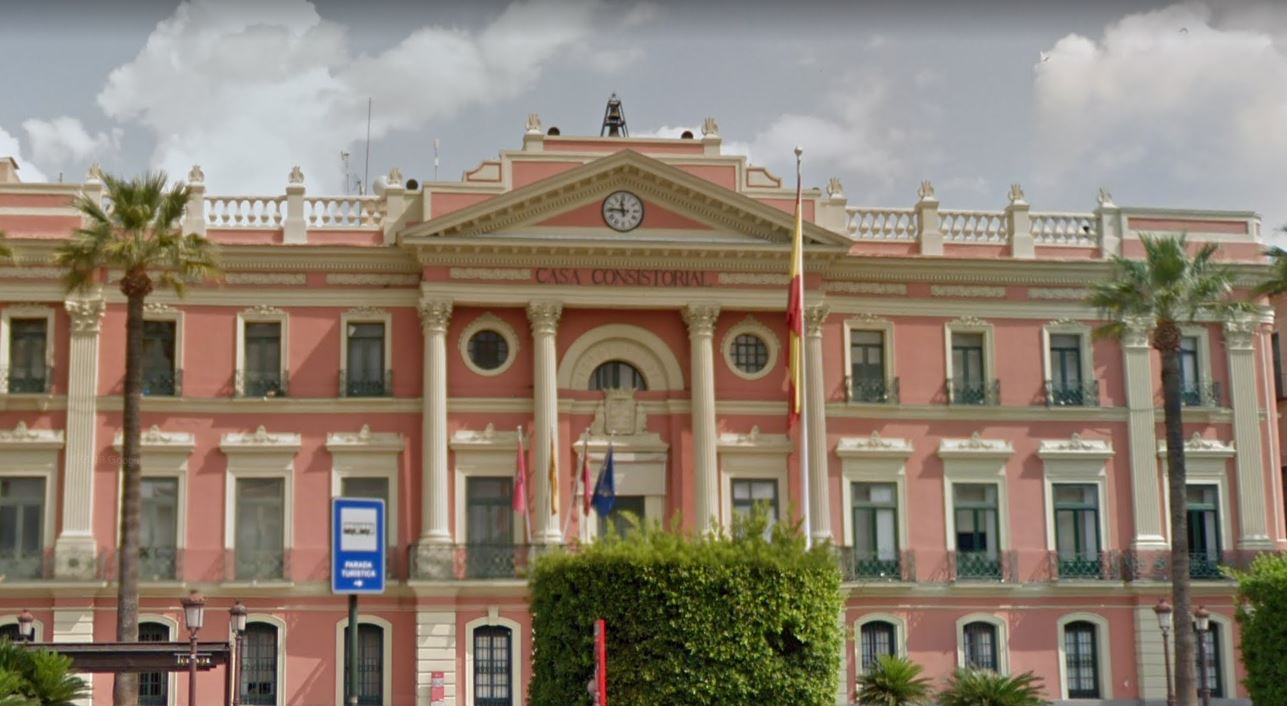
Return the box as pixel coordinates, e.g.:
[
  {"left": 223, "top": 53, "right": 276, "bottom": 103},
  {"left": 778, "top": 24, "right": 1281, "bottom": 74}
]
[
  {"left": 16, "top": 609, "right": 34, "bottom": 643},
  {"left": 1194, "top": 605, "right": 1212, "bottom": 706},
  {"left": 1154, "top": 598, "right": 1176, "bottom": 706},
  {"left": 181, "top": 589, "right": 206, "bottom": 706},
  {"left": 230, "top": 601, "right": 247, "bottom": 706}
]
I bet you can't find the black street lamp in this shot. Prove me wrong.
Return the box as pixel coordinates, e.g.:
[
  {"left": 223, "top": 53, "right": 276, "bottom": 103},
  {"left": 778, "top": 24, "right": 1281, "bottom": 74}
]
[
  {"left": 181, "top": 589, "right": 207, "bottom": 706},
  {"left": 230, "top": 601, "right": 247, "bottom": 706},
  {"left": 1154, "top": 598, "right": 1176, "bottom": 706},
  {"left": 16, "top": 608, "right": 34, "bottom": 643},
  {"left": 1194, "top": 605, "right": 1212, "bottom": 706}
]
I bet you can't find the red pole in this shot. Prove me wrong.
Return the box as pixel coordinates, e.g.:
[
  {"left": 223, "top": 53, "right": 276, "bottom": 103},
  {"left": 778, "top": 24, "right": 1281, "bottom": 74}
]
[{"left": 595, "top": 619, "right": 608, "bottom": 706}]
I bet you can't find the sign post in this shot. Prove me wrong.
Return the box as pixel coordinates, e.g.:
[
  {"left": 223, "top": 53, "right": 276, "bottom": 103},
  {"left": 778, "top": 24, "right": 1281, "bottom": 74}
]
[{"left": 332, "top": 497, "right": 386, "bottom": 706}]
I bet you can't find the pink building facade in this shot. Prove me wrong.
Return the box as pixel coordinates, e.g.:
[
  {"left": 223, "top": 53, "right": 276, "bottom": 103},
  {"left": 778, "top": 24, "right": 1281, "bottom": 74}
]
[{"left": 0, "top": 116, "right": 1279, "bottom": 705}]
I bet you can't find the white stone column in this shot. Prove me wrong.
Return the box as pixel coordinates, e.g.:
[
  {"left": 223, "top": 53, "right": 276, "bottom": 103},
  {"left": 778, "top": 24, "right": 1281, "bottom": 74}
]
[
  {"left": 805, "top": 303, "right": 832, "bottom": 542},
  {"left": 1225, "top": 319, "right": 1273, "bottom": 548},
  {"left": 418, "top": 297, "right": 452, "bottom": 544},
  {"left": 683, "top": 303, "right": 720, "bottom": 532},
  {"left": 528, "top": 301, "right": 563, "bottom": 544},
  {"left": 1122, "top": 317, "right": 1166, "bottom": 548},
  {"left": 55, "top": 296, "right": 105, "bottom": 579},
  {"left": 283, "top": 167, "right": 306, "bottom": 244}
]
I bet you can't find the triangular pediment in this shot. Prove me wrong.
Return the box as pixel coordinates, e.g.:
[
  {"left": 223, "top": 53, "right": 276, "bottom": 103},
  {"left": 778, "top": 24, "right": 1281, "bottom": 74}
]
[{"left": 399, "top": 150, "right": 850, "bottom": 247}]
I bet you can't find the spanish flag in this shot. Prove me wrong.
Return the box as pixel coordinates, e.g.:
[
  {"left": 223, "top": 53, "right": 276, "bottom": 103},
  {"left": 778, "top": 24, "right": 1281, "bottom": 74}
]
[{"left": 786, "top": 148, "right": 805, "bottom": 428}]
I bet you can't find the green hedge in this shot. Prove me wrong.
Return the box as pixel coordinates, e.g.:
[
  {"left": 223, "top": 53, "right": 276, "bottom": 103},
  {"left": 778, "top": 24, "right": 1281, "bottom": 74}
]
[
  {"left": 529, "top": 518, "right": 842, "bottom": 706},
  {"left": 1236, "top": 552, "right": 1287, "bottom": 704}
]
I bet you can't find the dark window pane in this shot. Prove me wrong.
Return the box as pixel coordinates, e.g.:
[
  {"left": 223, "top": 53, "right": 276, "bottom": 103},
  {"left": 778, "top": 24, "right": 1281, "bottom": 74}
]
[
  {"left": 963, "top": 622, "right": 998, "bottom": 671},
  {"left": 241, "top": 623, "right": 278, "bottom": 705},
  {"left": 589, "top": 360, "right": 646, "bottom": 391},
  {"left": 347, "top": 322, "right": 386, "bottom": 393},
  {"left": 1064, "top": 621, "right": 1100, "bottom": 698},
  {"left": 8, "top": 319, "right": 47, "bottom": 392},
  {"left": 138, "top": 622, "right": 170, "bottom": 706},
  {"left": 140, "top": 478, "right": 178, "bottom": 580},
  {"left": 142, "top": 320, "right": 178, "bottom": 396},
  {"left": 1197, "top": 626, "right": 1223, "bottom": 698},
  {"left": 474, "top": 626, "right": 512, "bottom": 706},
  {"left": 236, "top": 479, "right": 284, "bottom": 580},
  {"left": 245, "top": 323, "right": 283, "bottom": 394},
  {"left": 598, "top": 495, "right": 645, "bottom": 537},
  {"left": 860, "top": 621, "right": 896, "bottom": 673},
  {"left": 467, "top": 330, "right": 510, "bottom": 371},
  {"left": 343, "top": 623, "right": 384, "bottom": 706},
  {"left": 731, "top": 334, "right": 769, "bottom": 374},
  {"left": 731, "top": 479, "right": 778, "bottom": 523},
  {"left": 0, "top": 477, "right": 44, "bottom": 579}
]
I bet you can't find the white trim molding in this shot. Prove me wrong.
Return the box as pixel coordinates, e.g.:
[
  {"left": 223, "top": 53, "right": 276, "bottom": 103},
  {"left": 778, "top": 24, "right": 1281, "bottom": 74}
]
[
  {"left": 449, "top": 426, "right": 523, "bottom": 543},
  {"left": 340, "top": 306, "right": 394, "bottom": 392},
  {"left": 1041, "top": 318, "right": 1094, "bottom": 395},
  {"left": 721, "top": 316, "right": 780, "bottom": 381},
  {"left": 458, "top": 313, "right": 520, "bottom": 377},
  {"left": 579, "top": 431, "right": 669, "bottom": 542},
  {"left": 943, "top": 316, "right": 995, "bottom": 401},
  {"left": 956, "top": 613, "right": 1010, "bottom": 675},
  {"left": 0, "top": 303, "right": 55, "bottom": 394},
  {"left": 836, "top": 433, "right": 912, "bottom": 557},
  {"left": 143, "top": 303, "right": 184, "bottom": 395},
  {"left": 112, "top": 426, "right": 195, "bottom": 553},
  {"left": 1038, "top": 435, "right": 1113, "bottom": 553},
  {"left": 235, "top": 305, "right": 289, "bottom": 397},
  {"left": 1158, "top": 435, "right": 1235, "bottom": 546},
  {"left": 1055, "top": 612, "right": 1113, "bottom": 700},
  {"left": 717, "top": 428, "right": 792, "bottom": 529},
  {"left": 939, "top": 434, "right": 1013, "bottom": 553},
  {"left": 557, "top": 323, "right": 685, "bottom": 391},
  {"left": 219, "top": 427, "right": 300, "bottom": 578},
  {"left": 854, "top": 612, "right": 909, "bottom": 662},
  {"left": 327, "top": 425, "right": 403, "bottom": 548},
  {"left": 1179, "top": 324, "right": 1216, "bottom": 406},
  {"left": 463, "top": 612, "right": 524, "bottom": 706},
  {"left": 333, "top": 614, "right": 394, "bottom": 706},
  {"left": 842, "top": 314, "right": 896, "bottom": 401},
  {"left": 0, "top": 422, "right": 64, "bottom": 565}
]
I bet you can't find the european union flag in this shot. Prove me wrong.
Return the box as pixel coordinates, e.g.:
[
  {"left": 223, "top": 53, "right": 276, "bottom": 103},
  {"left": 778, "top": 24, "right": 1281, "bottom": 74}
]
[{"left": 592, "top": 444, "right": 616, "bottom": 516}]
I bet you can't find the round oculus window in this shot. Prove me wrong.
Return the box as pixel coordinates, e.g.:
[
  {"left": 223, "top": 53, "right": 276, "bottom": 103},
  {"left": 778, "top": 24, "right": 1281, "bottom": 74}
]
[
  {"left": 731, "top": 333, "right": 769, "bottom": 374},
  {"left": 467, "top": 330, "right": 510, "bottom": 371}
]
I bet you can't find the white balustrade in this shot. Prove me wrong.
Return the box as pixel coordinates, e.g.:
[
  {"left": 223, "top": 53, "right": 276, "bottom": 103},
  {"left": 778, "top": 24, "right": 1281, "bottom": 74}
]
[
  {"left": 846, "top": 207, "right": 918, "bottom": 241},
  {"left": 939, "top": 210, "right": 1009, "bottom": 243},
  {"left": 1030, "top": 212, "right": 1098, "bottom": 246},
  {"left": 304, "top": 196, "right": 386, "bottom": 228},
  {"left": 204, "top": 196, "right": 286, "bottom": 228}
]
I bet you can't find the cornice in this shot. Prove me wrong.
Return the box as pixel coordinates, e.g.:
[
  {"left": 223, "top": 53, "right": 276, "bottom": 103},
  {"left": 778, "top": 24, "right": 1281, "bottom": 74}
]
[
  {"left": 1157, "top": 433, "right": 1236, "bottom": 458},
  {"left": 1037, "top": 434, "right": 1114, "bottom": 459},
  {"left": 836, "top": 431, "right": 914, "bottom": 458},
  {"left": 0, "top": 421, "right": 64, "bottom": 449},
  {"left": 219, "top": 425, "right": 302, "bottom": 452},
  {"left": 938, "top": 432, "right": 1014, "bottom": 458},
  {"left": 325, "top": 424, "right": 405, "bottom": 452},
  {"left": 215, "top": 245, "right": 419, "bottom": 273},
  {"left": 449, "top": 423, "right": 521, "bottom": 451},
  {"left": 716, "top": 426, "right": 792, "bottom": 452},
  {"left": 112, "top": 425, "right": 196, "bottom": 451}
]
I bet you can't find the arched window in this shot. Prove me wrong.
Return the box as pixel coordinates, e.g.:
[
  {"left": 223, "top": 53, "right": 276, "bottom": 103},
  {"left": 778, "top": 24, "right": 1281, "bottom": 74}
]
[
  {"left": 138, "top": 622, "right": 171, "bottom": 706},
  {"left": 1197, "top": 625, "right": 1224, "bottom": 699},
  {"left": 474, "top": 625, "right": 513, "bottom": 706},
  {"left": 1063, "top": 621, "right": 1100, "bottom": 699},
  {"left": 589, "top": 360, "right": 646, "bottom": 391},
  {"left": 859, "top": 620, "right": 896, "bottom": 673},
  {"left": 343, "top": 623, "right": 384, "bottom": 705},
  {"left": 0, "top": 623, "right": 19, "bottom": 642},
  {"left": 241, "top": 622, "right": 279, "bottom": 706},
  {"left": 963, "top": 621, "right": 998, "bottom": 671}
]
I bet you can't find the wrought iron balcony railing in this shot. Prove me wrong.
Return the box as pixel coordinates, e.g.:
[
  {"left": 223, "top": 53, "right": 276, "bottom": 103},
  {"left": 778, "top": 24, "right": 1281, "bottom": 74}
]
[
  {"left": 0, "top": 549, "right": 48, "bottom": 580},
  {"left": 1045, "top": 379, "right": 1099, "bottom": 407},
  {"left": 1049, "top": 550, "right": 1116, "bottom": 580},
  {"left": 950, "top": 550, "right": 1012, "bottom": 581},
  {"left": 1180, "top": 381, "right": 1223, "bottom": 408},
  {"left": 141, "top": 369, "right": 182, "bottom": 397},
  {"left": 341, "top": 369, "right": 392, "bottom": 398},
  {"left": 238, "top": 370, "right": 288, "bottom": 398},
  {"left": 948, "top": 378, "right": 1000, "bottom": 406},
  {"left": 836, "top": 548, "right": 911, "bottom": 582},
  {"left": 846, "top": 376, "right": 900, "bottom": 404},
  {"left": 229, "top": 549, "right": 289, "bottom": 582},
  {"left": 408, "top": 544, "right": 555, "bottom": 581},
  {"left": 139, "top": 546, "right": 179, "bottom": 581},
  {"left": 2, "top": 366, "right": 52, "bottom": 394},
  {"left": 1120, "top": 550, "right": 1253, "bottom": 582}
]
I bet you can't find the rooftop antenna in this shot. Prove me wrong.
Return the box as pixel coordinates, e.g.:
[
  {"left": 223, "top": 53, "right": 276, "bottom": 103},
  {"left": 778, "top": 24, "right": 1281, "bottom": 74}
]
[
  {"left": 340, "top": 150, "right": 351, "bottom": 195},
  {"left": 433, "top": 138, "right": 440, "bottom": 181},
  {"left": 362, "top": 97, "right": 372, "bottom": 195},
  {"left": 601, "top": 93, "right": 628, "bottom": 137}
]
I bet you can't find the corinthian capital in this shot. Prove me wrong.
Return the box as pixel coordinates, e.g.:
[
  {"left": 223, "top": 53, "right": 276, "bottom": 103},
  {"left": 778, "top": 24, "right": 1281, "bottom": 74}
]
[
  {"left": 805, "top": 303, "right": 830, "bottom": 337},
  {"left": 527, "top": 301, "right": 563, "bottom": 335},
  {"left": 1122, "top": 315, "right": 1152, "bottom": 349},
  {"left": 682, "top": 303, "right": 721, "bottom": 336},
  {"left": 418, "top": 298, "right": 453, "bottom": 334},
  {"left": 64, "top": 298, "right": 105, "bottom": 335},
  {"left": 1223, "top": 317, "right": 1256, "bottom": 351}
]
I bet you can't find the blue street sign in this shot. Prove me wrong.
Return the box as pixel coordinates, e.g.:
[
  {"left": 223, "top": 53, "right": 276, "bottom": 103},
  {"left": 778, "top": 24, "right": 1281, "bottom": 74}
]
[{"left": 331, "top": 497, "right": 386, "bottom": 594}]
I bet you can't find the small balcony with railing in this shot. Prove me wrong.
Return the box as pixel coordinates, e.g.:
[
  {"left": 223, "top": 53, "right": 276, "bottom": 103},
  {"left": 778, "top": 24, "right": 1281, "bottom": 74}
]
[
  {"left": 845, "top": 376, "right": 900, "bottom": 404},
  {"left": 237, "top": 370, "right": 288, "bottom": 398},
  {"left": 1045, "top": 379, "right": 1099, "bottom": 407},
  {"left": 1047, "top": 550, "right": 1121, "bottom": 581},
  {"left": 948, "top": 550, "right": 1014, "bottom": 582},
  {"left": 1121, "top": 549, "right": 1260, "bottom": 581},
  {"left": 947, "top": 378, "right": 1000, "bottom": 406},
  {"left": 141, "top": 369, "right": 182, "bottom": 397},
  {"left": 226, "top": 549, "right": 290, "bottom": 583},
  {"left": 341, "top": 369, "right": 393, "bottom": 398},
  {"left": 1180, "top": 381, "right": 1223, "bottom": 408},
  {"left": 836, "top": 548, "right": 913, "bottom": 582},
  {"left": 408, "top": 544, "right": 550, "bottom": 581},
  {"left": 2, "top": 366, "right": 52, "bottom": 394},
  {"left": 0, "top": 548, "right": 52, "bottom": 581}
]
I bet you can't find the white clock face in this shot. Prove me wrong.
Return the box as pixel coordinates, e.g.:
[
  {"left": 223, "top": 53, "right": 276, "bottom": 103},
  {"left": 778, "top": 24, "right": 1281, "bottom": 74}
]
[{"left": 602, "top": 191, "right": 644, "bottom": 232}]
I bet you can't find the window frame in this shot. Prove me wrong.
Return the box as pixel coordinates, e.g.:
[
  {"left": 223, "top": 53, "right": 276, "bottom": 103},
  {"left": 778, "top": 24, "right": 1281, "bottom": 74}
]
[
  {"left": 1199, "top": 613, "right": 1236, "bottom": 700},
  {"left": 1056, "top": 613, "right": 1112, "bottom": 700},
  {"left": 0, "top": 423, "right": 63, "bottom": 579},
  {"left": 464, "top": 613, "right": 524, "bottom": 706},
  {"left": 327, "top": 428, "right": 403, "bottom": 552},
  {"left": 721, "top": 316, "right": 780, "bottom": 382},
  {"left": 837, "top": 434, "right": 912, "bottom": 567},
  {"left": 1157, "top": 440, "right": 1233, "bottom": 551},
  {"left": 939, "top": 437, "right": 1012, "bottom": 557},
  {"left": 1177, "top": 325, "right": 1215, "bottom": 406},
  {"left": 944, "top": 317, "right": 995, "bottom": 397},
  {"left": 220, "top": 428, "right": 300, "bottom": 585},
  {"left": 717, "top": 432, "right": 791, "bottom": 531},
  {"left": 459, "top": 314, "right": 519, "bottom": 377},
  {"left": 450, "top": 430, "right": 525, "bottom": 544},
  {"left": 580, "top": 436, "right": 668, "bottom": 543},
  {"left": 235, "top": 306, "right": 289, "bottom": 398},
  {"left": 843, "top": 316, "right": 896, "bottom": 401},
  {"left": 241, "top": 616, "right": 286, "bottom": 706},
  {"left": 1042, "top": 320, "right": 1095, "bottom": 403},
  {"left": 588, "top": 360, "right": 648, "bottom": 391},
  {"left": 0, "top": 613, "right": 44, "bottom": 641},
  {"left": 137, "top": 615, "right": 178, "bottom": 706},
  {"left": 855, "top": 614, "right": 906, "bottom": 674},
  {"left": 1038, "top": 437, "right": 1113, "bottom": 560},
  {"left": 956, "top": 614, "right": 1009, "bottom": 674},
  {"left": 113, "top": 429, "right": 194, "bottom": 580},
  {"left": 333, "top": 616, "right": 393, "bottom": 706},
  {"left": 340, "top": 308, "right": 393, "bottom": 396},
  {"left": 141, "top": 305, "right": 183, "bottom": 397},
  {"left": 0, "top": 305, "right": 55, "bottom": 395}
]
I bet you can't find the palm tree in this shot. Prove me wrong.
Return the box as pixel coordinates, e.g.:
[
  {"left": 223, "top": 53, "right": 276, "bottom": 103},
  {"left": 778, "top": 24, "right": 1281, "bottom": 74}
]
[
  {"left": 1088, "top": 235, "right": 1248, "bottom": 706},
  {"left": 55, "top": 172, "right": 219, "bottom": 705},
  {"left": 0, "top": 231, "right": 11, "bottom": 260},
  {"left": 855, "top": 655, "right": 932, "bottom": 706},
  {"left": 938, "top": 670, "right": 1047, "bottom": 706},
  {"left": 0, "top": 638, "right": 89, "bottom": 705},
  {"left": 1252, "top": 241, "right": 1287, "bottom": 298}
]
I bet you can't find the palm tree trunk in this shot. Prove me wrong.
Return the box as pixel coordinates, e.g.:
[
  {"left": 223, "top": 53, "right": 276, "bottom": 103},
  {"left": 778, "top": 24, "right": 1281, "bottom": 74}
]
[
  {"left": 1159, "top": 331, "right": 1197, "bottom": 706},
  {"left": 112, "top": 289, "right": 144, "bottom": 706}
]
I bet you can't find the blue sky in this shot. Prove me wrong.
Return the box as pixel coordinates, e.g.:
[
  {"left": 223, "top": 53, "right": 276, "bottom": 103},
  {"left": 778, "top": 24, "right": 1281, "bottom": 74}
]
[{"left": 3, "top": 0, "right": 1285, "bottom": 232}]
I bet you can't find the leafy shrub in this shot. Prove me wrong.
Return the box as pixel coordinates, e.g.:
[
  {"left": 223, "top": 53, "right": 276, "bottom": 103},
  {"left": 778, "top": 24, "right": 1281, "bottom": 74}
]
[
  {"left": 855, "top": 655, "right": 932, "bottom": 706},
  {"left": 529, "top": 515, "right": 842, "bottom": 706},
  {"left": 1236, "top": 552, "right": 1287, "bottom": 704},
  {"left": 938, "top": 669, "right": 1047, "bottom": 706},
  {"left": 0, "top": 639, "right": 87, "bottom": 706}
]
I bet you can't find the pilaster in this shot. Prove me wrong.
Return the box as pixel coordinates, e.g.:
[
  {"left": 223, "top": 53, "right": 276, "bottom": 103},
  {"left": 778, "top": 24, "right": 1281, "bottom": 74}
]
[
  {"left": 418, "top": 297, "right": 452, "bottom": 545},
  {"left": 1122, "top": 317, "right": 1167, "bottom": 549},
  {"left": 54, "top": 606, "right": 95, "bottom": 706},
  {"left": 416, "top": 610, "right": 456, "bottom": 706},
  {"left": 914, "top": 180, "right": 942, "bottom": 255},
  {"left": 185, "top": 164, "right": 206, "bottom": 237},
  {"left": 1005, "top": 184, "right": 1033, "bottom": 259},
  {"left": 683, "top": 303, "right": 720, "bottom": 531},
  {"left": 55, "top": 296, "right": 104, "bottom": 579},
  {"left": 283, "top": 167, "right": 306, "bottom": 244},
  {"left": 528, "top": 301, "right": 563, "bottom": 544},
  {"left": 1094, "top": 188, "right": 1121, "bottom": 258},
  {"left": 804, "top": 303, "right": 832, "bottom": 542},
  {"left": 1225, "top": 319, "right": 1273, "bottom": 548}
]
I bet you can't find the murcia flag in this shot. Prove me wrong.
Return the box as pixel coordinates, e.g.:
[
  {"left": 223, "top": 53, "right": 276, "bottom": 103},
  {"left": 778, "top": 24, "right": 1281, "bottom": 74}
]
[{"left": 786, "top": 149, "right": 805, "bottom": 428}]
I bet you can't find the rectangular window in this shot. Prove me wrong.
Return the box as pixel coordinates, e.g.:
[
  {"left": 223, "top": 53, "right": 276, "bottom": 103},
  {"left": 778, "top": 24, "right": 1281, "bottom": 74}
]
[
  {"left": 8, "top": 318, "right": 48, "bottom": 393},
  {"left": 731, "top": 479, "right": 779, "bottom": 524},
  {"left": 140, "top": 478, "right": 178, "bottom": 581},
  {"left": 851, "top": 483, "right": 899, "bottom": 578},
  {"left": 598, "top": 495, "right": 645, "bottom": 538},
  {"left": 1053, "top": 484, "right": 1101, "bottom": 578},
  {"left": 138, "top": 622, "right": 169, "bottom": 706},
  {"left": 950, "top": 332, "right": 989, "bottom": 404},
  {"left": 953, "top": 483, "right": 1001, "bottom": 580},
  {"left": 244, "top": 322, "right": 284, "bottom": 397},
  {"left": 1186, "top": 484, "right": 1222, "bottom": 579},
  {"left": 241, "top": 623, "right": 278, "bottom": 706},
  {"left": 849, "top": 330, "right": 890, "bottom": 402},
  {"left": 1179, "top": 335, "right": 1202, "bottom": 405},
  {"left": 142, "top": 320, "right": 178, "bottom": 396},
  {"left": 341, "top": 477, "right": 391, "bottom": 574},
  {"left": 1048, "top": 333, "right": 1089, "bottom": 405},
  {"left": 235, "top": 478, "right": 285, "bottom": 581},
  {"left": 345, "top": 322, "right": 387, "bottom": 396},
  {"left": 0, "top": 477, "right": 45, "bottom": 579},
  {"left": 474, "top": 625, "right": 513, "bottom": 706},
  {"left": 343, "top": 624, "right": 384, "bottom": 706},
  {"left": 466, "top": 477, "right": 514, "bottom": 579}
]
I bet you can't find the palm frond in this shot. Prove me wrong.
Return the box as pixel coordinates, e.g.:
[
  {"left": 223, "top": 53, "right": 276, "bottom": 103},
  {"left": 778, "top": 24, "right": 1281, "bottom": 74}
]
[{"left": 856, "top": 655, "right": 933, "bottom": 706}]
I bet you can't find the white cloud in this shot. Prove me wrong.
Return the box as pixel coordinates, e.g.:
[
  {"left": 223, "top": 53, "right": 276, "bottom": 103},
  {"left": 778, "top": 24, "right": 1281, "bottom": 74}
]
[
  {"left": 1034, "top": 1, "right": 1287, "bottom": 227},
  {"left": 92, "top": 0, "right": 614, "bottom": 194},
  {"left": 621, "top": 1, "right": 660, "bottom": 27},
  {"left": 0, "top": 126, "right": 48, "bottom": 182},
  {"left": 22, "top": 117, "right": 120, "bottom": 171}
]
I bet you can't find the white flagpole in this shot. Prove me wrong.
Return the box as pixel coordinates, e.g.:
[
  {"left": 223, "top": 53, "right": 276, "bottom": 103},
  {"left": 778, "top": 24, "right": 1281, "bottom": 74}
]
[{"left": 795, "top": 146, "right": 811, "bottom": 550}]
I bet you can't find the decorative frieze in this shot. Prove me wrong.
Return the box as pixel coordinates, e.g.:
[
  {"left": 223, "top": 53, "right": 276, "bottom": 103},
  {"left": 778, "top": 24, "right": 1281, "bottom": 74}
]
[
  {"left": 1038, "top": 433, "right": 1113, "bottom": 458},
  {"left": 143, "top": 302, "right": 178, "bottom": 315},
  {"left": 220, "top": 425, "right": 301, "bottom": 450},
  {"left": 717, "top": 273, "right": 789, "bottom": 286},
  {"left": 836, "top": 431, "right": 913, "bottom": 457},
  {"left": 1027, "top": 287, "right": 1086, "bottom": 300},
  {"left": 938, "top": 432, "right": 1013, "bottom": 457},
  {"left": 245, "top": 304, "right": 285, "bottom": 316},
  {"left": 717, "top": 425, "right": 791, "bottom": 450},
  {"left": 1157, "top": 433, "right": 1235, "bottom": 458},
  {"left": 449, "top": 267, "right": 532, "bottom": 281},
  {"left": 326, "top": 273, "right": 420, "bottom": 286},
  {"left": 931, "top": 285, "right": 1006, "bottom": 298},
  {"left": 326, "top": 424, "right": 404, "bottom": 451},
  {"left": 823, "top": 282, "right": 908, "bottom": 296},
  {"left": 223, "top": 272, "right": 307, "bottom": 286},
  {"left": 112, "top": 425, "right": 195, "bottom": 450},
  {"left": 1223, "top": 318, "right": 1256, "bottom": 350},
  {"left": 0, "top": 421, "right": 64, "bottom": 447},
  {"left": 346, "top": 306, "right": 387, "bottom": 319},
  {"left": 682, "top": 303, "right": 720, "bottom": 336},
  {"left": 0, "top": 266, "right": 61, "bottom": 279}
]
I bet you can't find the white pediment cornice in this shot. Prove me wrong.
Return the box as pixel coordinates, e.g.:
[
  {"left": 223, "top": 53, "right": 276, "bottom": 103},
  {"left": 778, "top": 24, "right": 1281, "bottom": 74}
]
[
  {"left": 113, "top": 425, "right": 195, "bottom": 451},
  {"left": 326, "top": 425, "right": 404, "bottom": 453},
  {"left": 400, "top": 149, "right": 852, "bottom": 247},
  {"left": 0, "top": 422, "right": 64, "bottom": 449},
  {"left": 836, "top": 432, "right": 913, "bottom": 458},
  {"left": 220, "top": 425, "right": 301, "bottom": 453},
  {"left": 938, "top": 433, "right": 1014, "bottom": 459},
  {"left": 449, "top": 423, "right": 520, "bottom": 451},
  {"left": 717, "top": 426, "right": 792, "bottom": 453},
  {"left": 1037, "top": 434, "right": 1113, "bottom": 460},
  {"left": 1158, "top": 433, "right": 1235, "bottom": 459}
]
